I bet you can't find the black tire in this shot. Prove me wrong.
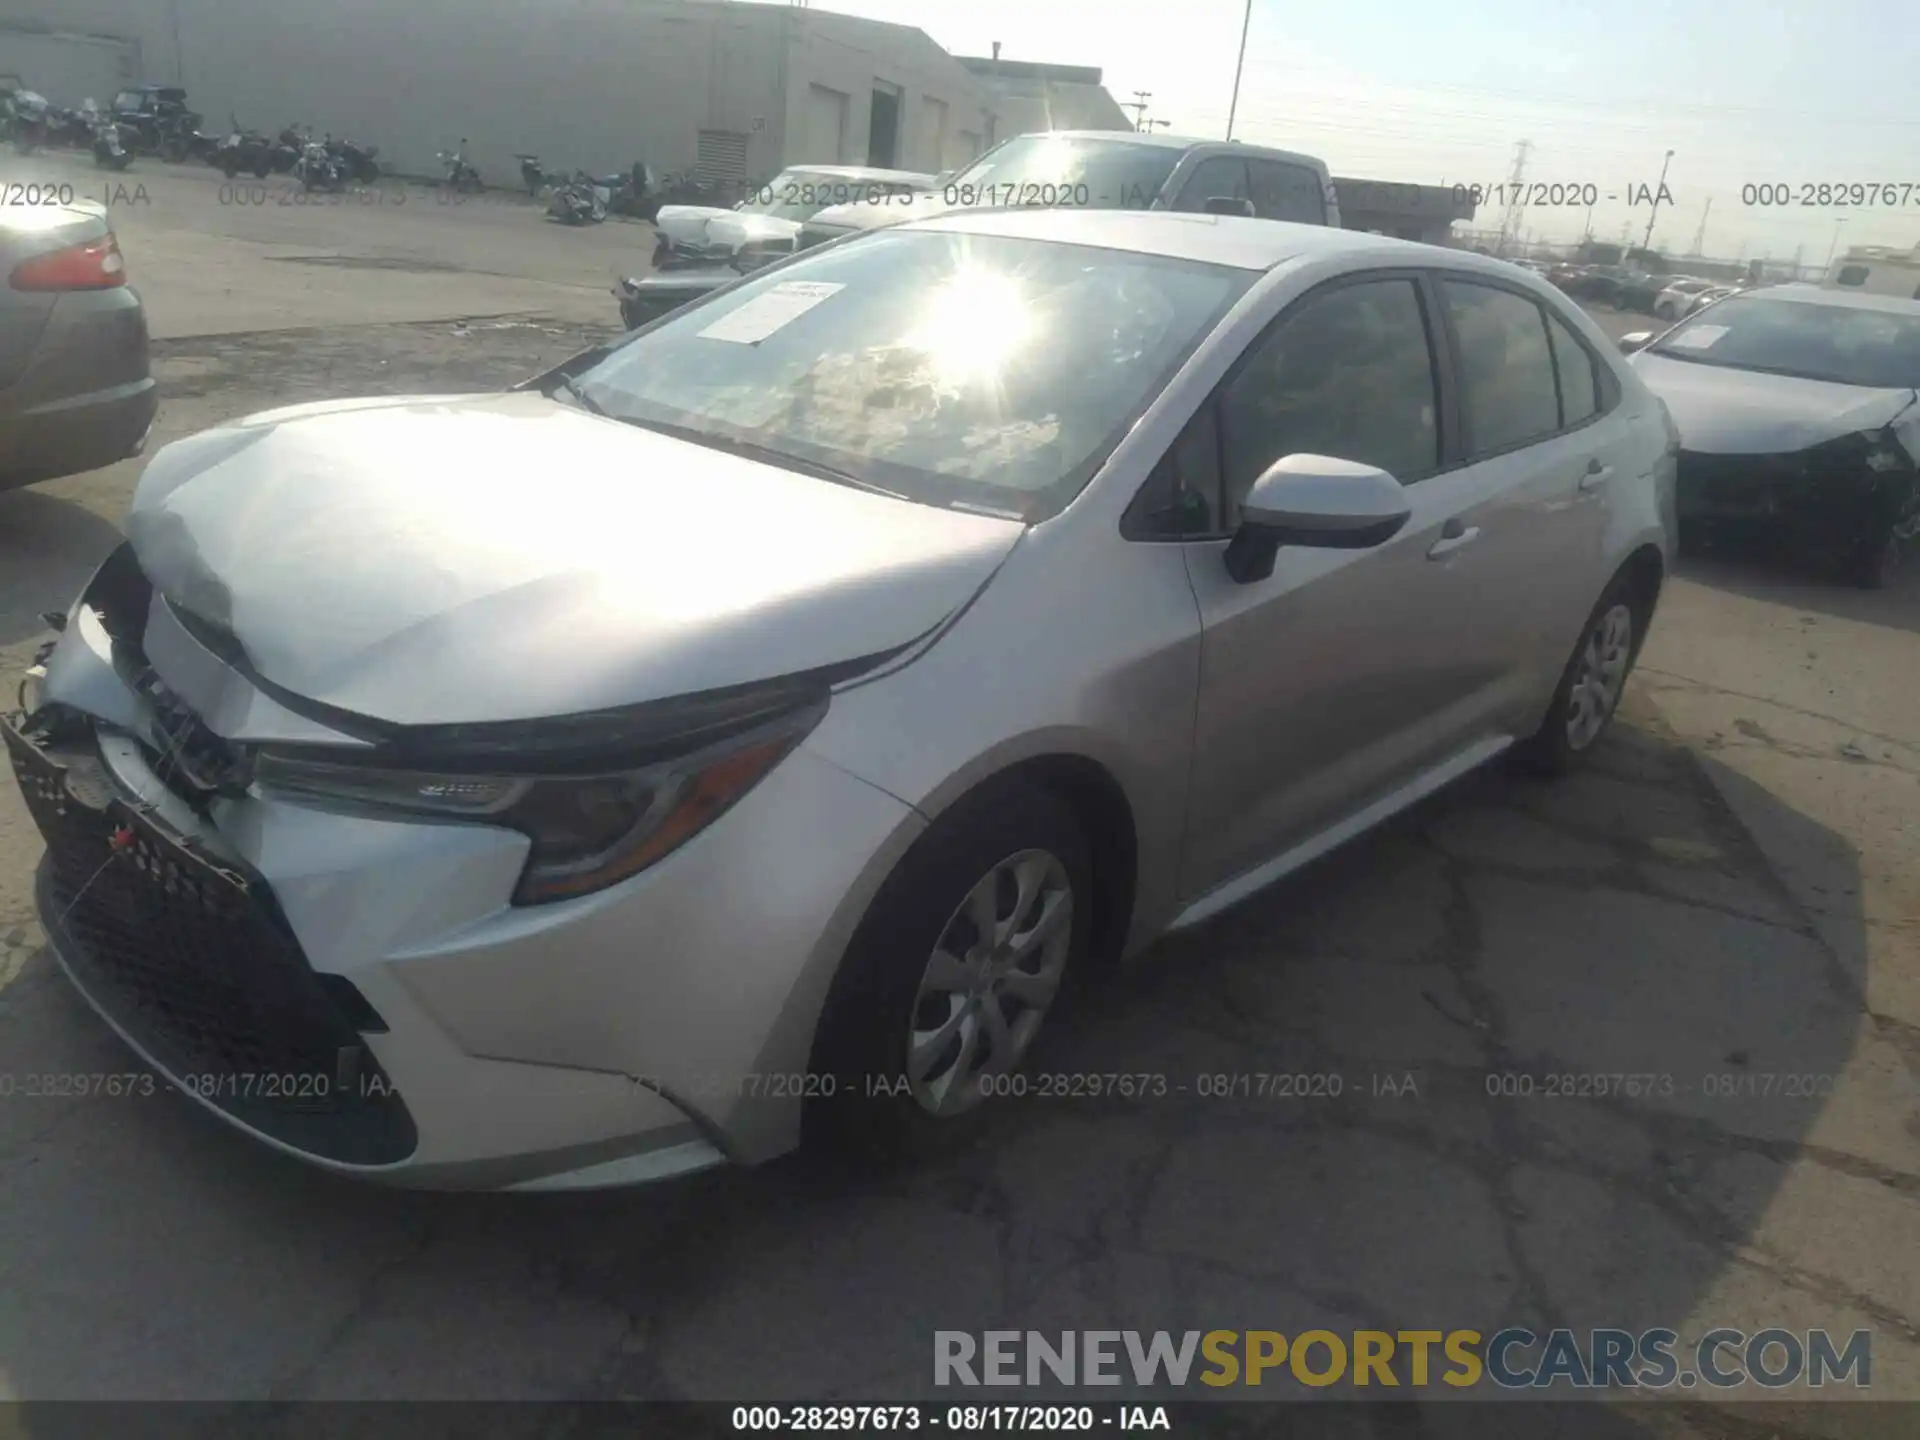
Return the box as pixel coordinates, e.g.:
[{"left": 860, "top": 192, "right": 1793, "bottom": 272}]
[
  {"left": 806, "top": 783, "right": 1093, "bottom": 1161},
  {"left": 1843, "top": 493, "right": 1918, "bottom": 589},
  {"left": 1512, "top": 572, "right": 1651, "bottom": 777},
  {"left": 252, "top": 159, "right": 271, "bottom": 179},
  {"left": 220, "top": 154, "right": 240, "bottom": 177}
]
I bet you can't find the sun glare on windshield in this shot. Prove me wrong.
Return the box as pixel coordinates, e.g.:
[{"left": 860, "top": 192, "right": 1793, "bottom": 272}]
[{"left": 905, "top": 266, "right": 1034, "bottom": 385}]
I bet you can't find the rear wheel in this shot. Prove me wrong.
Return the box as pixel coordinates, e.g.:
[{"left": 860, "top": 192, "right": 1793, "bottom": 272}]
[
  {"left": 1513, "top": 576, "right": 1646, "bottom": 776},
  {"left": 807, "top": 785, "right": 1091, "bottom": 1160}
]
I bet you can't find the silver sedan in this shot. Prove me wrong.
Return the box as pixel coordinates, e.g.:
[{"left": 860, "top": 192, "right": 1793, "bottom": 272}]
[{"left": 10, "top": 209, "right": 1677, "bottom": 1190}]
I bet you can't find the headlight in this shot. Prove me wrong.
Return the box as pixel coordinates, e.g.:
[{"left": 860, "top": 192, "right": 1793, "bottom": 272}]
[{"left": 253, "top": 716, "right": 814, "bottom": 905}]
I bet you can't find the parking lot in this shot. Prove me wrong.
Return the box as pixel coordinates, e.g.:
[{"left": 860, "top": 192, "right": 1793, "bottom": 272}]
[{"left": 2, "top": 153, "right": 1918, "bottom": 1428}]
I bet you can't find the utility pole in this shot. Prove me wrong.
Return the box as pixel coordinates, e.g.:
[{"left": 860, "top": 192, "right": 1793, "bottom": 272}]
[
  {"left": 1690, "top": 196, "right": 1710, "bottom": 258},
  {"left": 1495, "top": 139, "right": 1531, "bottom": 257},
  {"left": 1640, "top": 148, "right": 1674, "bottom": 255},
  {"left": 1129, "top": 92, "right": 1152, "bottom": 130},
  {"left": 1825, "top": 218, "right": 1847, "bottom": 269},
  {"left": 1225, "top": 0, "right": 1253, "bottom": 140}
]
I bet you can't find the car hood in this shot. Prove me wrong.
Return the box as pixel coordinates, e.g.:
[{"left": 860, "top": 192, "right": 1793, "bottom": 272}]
[
  {"left": 653, "top": 204, "right": 733, "bottom": 244},
  {"left": 1630, "top": 351, "right": 1917, "bottom": 454},
  {"left": 124, "top": 392, "right": 1024, "bottom": 727},
  {"left": 807, "top": 194, "right": 938, "bottom": 234},
  {"left": 703, "top": 213, "right": 801, "bottom": 249}
]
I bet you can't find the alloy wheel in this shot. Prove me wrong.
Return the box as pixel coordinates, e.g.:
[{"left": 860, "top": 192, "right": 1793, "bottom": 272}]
[
  {"left": 905, "top": 848, "right": 1074, "bottom": 1118},
  {"left": 1565, "top": 603, "right": 1634, "bottom": 751}
]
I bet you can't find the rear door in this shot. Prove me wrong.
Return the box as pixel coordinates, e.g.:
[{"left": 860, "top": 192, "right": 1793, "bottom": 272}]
[
  {"left": 1246, "top": 157, "right": 1329, "bottom": 226},
  {"left": 1431, "top": 274, "right": 1626, "bottom": 711}
]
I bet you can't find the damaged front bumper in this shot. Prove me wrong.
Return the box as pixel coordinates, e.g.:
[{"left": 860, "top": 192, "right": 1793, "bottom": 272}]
[
  {"left": 1676, "top": 439, "right": 1919, "bottom": 555},
  {"left": 10, "top": 547, "right": 920, "bottom": 1189}
]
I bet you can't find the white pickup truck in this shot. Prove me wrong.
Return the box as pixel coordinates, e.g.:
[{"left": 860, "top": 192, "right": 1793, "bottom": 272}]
[{"left": 617, "top": 130, "right": 1340, "bottom": 329}]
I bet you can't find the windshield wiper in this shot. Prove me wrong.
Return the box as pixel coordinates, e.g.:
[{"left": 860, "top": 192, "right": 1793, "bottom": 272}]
[
  {"left": 610, "top": 415, "right": 911, "bottom": 500},
  {"left": 550, "top": 372, "right": 609, "bottom": 416}
]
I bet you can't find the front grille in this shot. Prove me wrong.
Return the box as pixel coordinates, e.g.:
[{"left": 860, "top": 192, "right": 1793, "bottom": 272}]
[{"left": 7, "top": 712, "right": 415, "bottom": 1166}]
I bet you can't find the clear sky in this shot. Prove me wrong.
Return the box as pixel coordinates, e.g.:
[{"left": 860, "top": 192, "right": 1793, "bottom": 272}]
[{"left": 779, "top": 0, "right": 1920, "bottom": 262}]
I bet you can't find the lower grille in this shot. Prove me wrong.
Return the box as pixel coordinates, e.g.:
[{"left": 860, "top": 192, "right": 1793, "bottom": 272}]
[{"left": 7, "top": 713, "right": 416, "bottom": 1166}]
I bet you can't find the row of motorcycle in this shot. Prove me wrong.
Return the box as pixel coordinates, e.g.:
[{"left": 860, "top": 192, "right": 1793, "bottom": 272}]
[
  {"left": 4, "top": 89, "right": 152, "bottom": 168},
  {"left": 9, "top": 81, "right": 738, "bottom": 221},
  {"left": 0, "top": 84, "right": 389, "bottom": 191},
  {"left": 513, "top": 153, "right": 735, "bottom": 226}
]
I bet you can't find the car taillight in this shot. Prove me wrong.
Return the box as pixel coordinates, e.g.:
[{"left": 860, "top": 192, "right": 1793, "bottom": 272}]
[{"left": 9, "top": 234, "right": 127, "bottom": 292}]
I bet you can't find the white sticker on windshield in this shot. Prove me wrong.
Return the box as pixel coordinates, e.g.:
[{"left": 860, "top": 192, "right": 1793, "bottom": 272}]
[
  {"left": 697, "top": 281, "right": 846, "bottom": 344},
  {"left": 1666, "top": 325, "right": 1728, "bottom": 350}
]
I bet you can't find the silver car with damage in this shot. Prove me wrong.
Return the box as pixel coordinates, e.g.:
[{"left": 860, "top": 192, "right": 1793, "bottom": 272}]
[{"left": 9, "top": 210, "right": 1676, "bottom": 1190}]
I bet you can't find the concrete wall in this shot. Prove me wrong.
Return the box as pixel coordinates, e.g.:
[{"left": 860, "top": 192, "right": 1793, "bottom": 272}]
[
  {"left": 0, "top": 27, "right": 140, "bottom": 103},
  {"left": 0, "top": 0, "right": 990, "bottom": 184},
  {"left": 781, "top": 9, "right": 992, "bottom": 174}
]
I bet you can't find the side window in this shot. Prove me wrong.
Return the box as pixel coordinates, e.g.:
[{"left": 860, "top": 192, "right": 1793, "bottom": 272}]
[
  {"left": 1247, "top": 160, "right": 1326, "bottom": 224},
  {"left": 1545, "top": 313, "right": 1598, "bottom": 427},
  {"left": 1125, "top": 406, "right": 1222, "bottom": 539},
  {"left": 1835, "top": 265, "right": 1869, "bottom": 287},
  {"left": 1442, "top": 280, "right": 1560, "bottom": 454},
  {"left": 1176, "top": 156, "right": 1250, "bottom": 213},
  {"left": 1216, "top": 278, "right": 1440, "bottom": 517}
]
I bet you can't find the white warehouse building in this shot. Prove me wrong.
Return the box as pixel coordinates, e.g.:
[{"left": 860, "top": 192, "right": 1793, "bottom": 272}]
[{"left": 0, "top": 0, "right": 1040, "bottom": 187}]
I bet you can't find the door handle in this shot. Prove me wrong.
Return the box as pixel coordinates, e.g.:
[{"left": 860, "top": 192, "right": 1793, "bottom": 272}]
[
  {"left": 1426, "top": 519, "right": 1481, "bottom": 559},
  {"left": 1579, "top": 459, "right": 1614, "bottom": 492}
]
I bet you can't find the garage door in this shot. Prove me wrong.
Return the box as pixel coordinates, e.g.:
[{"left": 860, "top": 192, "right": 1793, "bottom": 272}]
[
  {"left": 0, "top": 28, "right": 139, "bottom": 107},
  {"left": 805, "top": 84, "right": 847, "bottom": 164},
  {"left": 920, "top": 96, "right": 948, "bottom": 173}
]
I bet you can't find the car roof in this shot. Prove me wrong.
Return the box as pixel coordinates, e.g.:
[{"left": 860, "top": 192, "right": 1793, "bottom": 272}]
[
  {"left": 905, "top": 206, "right": 1513, "bottom": 275},
  {"left": 981, "top": 129, "right": 1329, "bottom": 167},
  {"left": 776, "top": 164, "right": 934, "bottom": 184},
  {"left": 1742, "top": 282, "right": 1920, "bottom": 314}
]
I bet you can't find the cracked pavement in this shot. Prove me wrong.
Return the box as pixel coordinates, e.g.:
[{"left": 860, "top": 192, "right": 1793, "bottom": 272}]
[{"left": 0, "top": 156, "right": 1917, "bottom": 1434}]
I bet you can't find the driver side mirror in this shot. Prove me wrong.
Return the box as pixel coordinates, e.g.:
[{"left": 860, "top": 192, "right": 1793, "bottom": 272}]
[
  {"left": 1224, "top": 455, "right": 1412, "bottom": 584},
  {"left": 1203, "top": 196, "right": 1256, "bottom": 217},
  {"left": 1617, "top": 331, "right": 1654, "bottom": 354}
]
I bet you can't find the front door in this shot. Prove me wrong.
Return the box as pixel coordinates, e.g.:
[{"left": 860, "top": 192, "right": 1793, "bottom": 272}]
[{"left": 1178, "top": 272, "right": 1521, "bottom": 899}]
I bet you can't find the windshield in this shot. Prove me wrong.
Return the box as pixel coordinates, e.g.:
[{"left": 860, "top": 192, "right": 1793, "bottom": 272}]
[
  {"left": 947, "top": 135, "right": 1182, "bottom": 211},
  {"left": 1650, "top": 295, "right": 1920, "bottom": 389},
  {"left": 570, "top": 229, "right": 1251, "bottom": 517},
  {"left": 740, "top": 173, "right": 921, "bottom": 221}
]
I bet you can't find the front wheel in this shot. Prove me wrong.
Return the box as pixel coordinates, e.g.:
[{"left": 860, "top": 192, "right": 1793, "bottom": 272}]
[
  {"left": 1512, "top": 576, "right": 1647, "bottom": 776},
  {"left": 1845, "top": 489, "right": 1920, "bottom": 589},
  {"left": 807, "top": 785, "right": 1092, "bottom": 1159}
]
